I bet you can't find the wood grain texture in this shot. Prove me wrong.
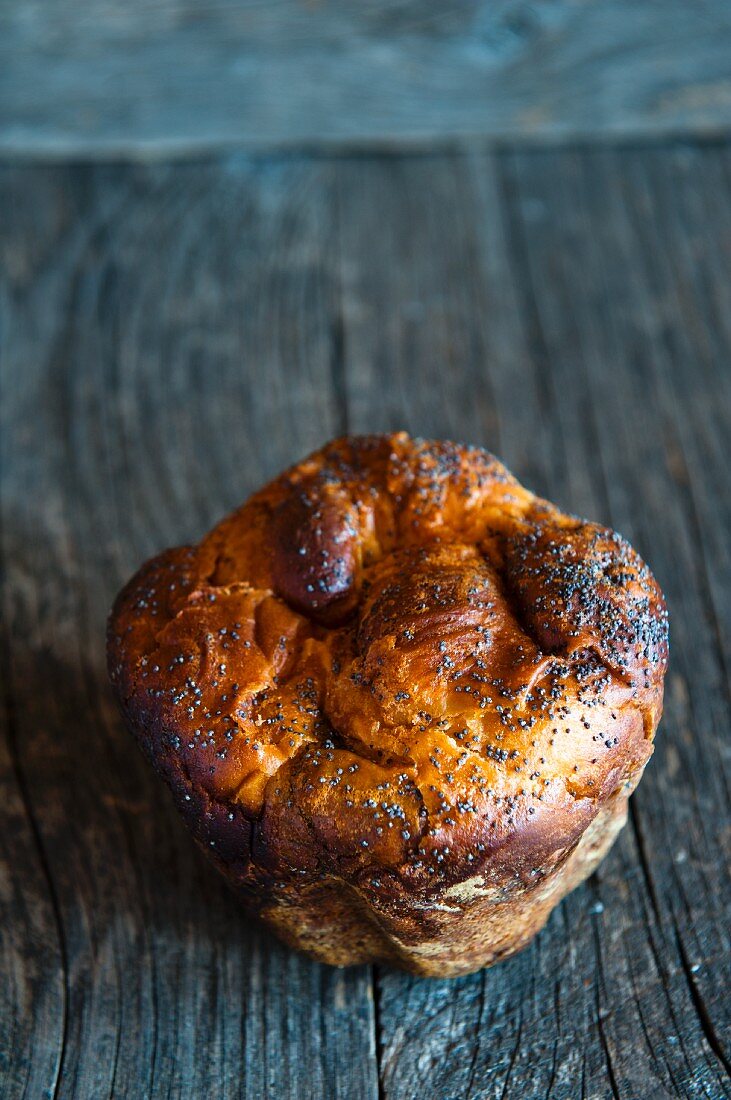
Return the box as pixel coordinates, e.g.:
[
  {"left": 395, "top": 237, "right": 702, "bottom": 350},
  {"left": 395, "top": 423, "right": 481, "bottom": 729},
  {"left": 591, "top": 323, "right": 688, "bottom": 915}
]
[
  {"left": 1, "top": 145, "right": 730, "bottom": 1099},
  {"left": 3, "top": 1, "right": 731, "bottom": 156}
]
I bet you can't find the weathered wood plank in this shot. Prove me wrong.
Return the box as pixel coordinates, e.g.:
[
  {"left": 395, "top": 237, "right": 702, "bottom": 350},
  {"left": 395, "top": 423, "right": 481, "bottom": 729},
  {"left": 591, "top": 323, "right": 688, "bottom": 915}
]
[
  {"left": 335, "top": 149, "right": 731, "bottom": 1099},
  {"left": 588, "top": 143, "right": 731, "bottom": 1070},
  {"left": 2, "top": 1, "right": 731, "bottom": 156},
  {"left": 503, "top": 143, "right": 731, "bottom": 1095},
  {"left": 2, "top": 144, "right": 730, "bottom": 1100},
  {"left": 0, "top": 159, "right": 377, "bottom": 1100}
]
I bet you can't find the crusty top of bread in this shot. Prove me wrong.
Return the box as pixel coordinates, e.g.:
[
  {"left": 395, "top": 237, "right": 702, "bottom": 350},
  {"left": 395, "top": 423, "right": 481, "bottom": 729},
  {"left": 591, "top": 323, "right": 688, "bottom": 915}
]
[{"left": 108, "top": 434, "right": 667, "bottom": 902}]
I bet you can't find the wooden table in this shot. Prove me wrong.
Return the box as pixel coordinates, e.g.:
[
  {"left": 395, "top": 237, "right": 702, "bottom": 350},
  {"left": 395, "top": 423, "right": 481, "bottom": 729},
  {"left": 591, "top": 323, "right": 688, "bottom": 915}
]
[{"left": 2, "top": 143, "right": 730, "bottom": 1098}]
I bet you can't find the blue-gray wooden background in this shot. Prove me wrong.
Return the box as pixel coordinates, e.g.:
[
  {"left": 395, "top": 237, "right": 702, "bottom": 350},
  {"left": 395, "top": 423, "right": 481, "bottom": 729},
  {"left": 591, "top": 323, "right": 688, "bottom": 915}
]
[{"left": 2, "top": 5, "right": 730, "bottom": 1099}]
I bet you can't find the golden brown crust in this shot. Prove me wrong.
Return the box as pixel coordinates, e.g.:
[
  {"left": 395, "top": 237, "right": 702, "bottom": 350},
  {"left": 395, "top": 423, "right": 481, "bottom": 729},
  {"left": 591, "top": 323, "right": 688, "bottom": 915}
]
[{"left": 107, "top": 433, "right": 668, "bottom": 976}]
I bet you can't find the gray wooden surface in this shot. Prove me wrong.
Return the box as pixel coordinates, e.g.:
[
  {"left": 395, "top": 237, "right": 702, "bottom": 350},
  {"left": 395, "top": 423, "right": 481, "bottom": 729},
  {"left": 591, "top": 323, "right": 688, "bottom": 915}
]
[
  {"left": 3, "top": 1, "right": 731, "bottom": 156},
  {"left": 1, "top": 144, "right": 730, "bottom": 1099}
]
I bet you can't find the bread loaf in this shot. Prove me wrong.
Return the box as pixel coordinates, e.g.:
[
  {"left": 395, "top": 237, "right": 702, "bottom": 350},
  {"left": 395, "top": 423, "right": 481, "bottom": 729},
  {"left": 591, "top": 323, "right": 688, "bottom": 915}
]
[{"left": 108, "top": 434, "right": 668, "bottom": 976}]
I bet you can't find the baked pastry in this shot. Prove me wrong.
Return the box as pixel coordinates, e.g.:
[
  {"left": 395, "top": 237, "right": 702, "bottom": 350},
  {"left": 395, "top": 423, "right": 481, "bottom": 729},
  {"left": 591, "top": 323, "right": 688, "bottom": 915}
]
[{"left": 108, "top": 433, "right": 668, "bottom": 977}]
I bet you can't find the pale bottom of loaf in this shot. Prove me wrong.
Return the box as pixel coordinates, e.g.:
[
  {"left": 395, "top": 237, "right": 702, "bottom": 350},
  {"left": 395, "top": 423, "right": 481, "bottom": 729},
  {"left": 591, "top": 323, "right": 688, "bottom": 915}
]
[{"left": 244, "top": 791, "right": 629, "bottom": 978}]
